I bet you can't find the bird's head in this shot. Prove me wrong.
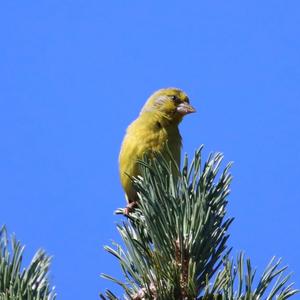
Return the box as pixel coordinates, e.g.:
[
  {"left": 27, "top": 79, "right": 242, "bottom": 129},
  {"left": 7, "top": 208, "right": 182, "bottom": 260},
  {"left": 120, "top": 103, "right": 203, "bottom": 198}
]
[{"left": 140, "top": 88, "right": 196, "bottom": 124}]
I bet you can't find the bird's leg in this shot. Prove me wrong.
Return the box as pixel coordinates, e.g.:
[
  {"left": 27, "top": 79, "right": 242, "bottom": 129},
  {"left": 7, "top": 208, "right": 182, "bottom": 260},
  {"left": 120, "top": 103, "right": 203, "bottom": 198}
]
[{"left": 124, "top": 201, "right": 138, "bottom": 215}]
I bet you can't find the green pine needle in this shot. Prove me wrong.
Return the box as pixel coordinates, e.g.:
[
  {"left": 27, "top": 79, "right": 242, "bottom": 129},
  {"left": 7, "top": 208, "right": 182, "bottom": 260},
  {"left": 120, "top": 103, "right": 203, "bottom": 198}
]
[
  {"left": 0, "top": 226, "right": 55, "bottom": 300},
  {"left": 102, "top": 147, "right": 298, "bottom": 300}
]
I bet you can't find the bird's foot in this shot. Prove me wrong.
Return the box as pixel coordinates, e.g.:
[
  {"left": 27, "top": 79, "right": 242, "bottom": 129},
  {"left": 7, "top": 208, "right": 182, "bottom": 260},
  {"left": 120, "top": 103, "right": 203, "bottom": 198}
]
[{"left": 124, "top": 201, "right": 138, "bottom": 215}]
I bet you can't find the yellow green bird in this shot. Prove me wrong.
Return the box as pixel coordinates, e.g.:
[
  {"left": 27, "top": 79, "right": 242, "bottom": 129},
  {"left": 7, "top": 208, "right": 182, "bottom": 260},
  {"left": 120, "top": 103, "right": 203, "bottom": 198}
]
[{"left": 119, "top": 87, "right": 195, "bottom": 211}]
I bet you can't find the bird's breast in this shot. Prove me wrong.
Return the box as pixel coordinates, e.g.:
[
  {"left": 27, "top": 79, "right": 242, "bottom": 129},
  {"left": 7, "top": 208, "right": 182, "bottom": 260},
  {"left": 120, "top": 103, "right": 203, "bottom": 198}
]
[
  {"left": 119, "top": 116, "right": 182, "bottom": 201},
  {"left": 124, "top": 117, "right": 182, "bottom": 164}
]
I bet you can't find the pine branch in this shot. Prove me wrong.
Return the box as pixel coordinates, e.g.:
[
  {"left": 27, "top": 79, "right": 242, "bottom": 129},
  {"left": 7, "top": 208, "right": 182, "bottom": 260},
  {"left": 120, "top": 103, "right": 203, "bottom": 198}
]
[
  {"left": 102, "top": 147, "right": 232, "bottom": 299},
  {"left": 101, "top": 147, "right": 298, "bottom": 300},
  {"left": 201, "top": 253, "right": 298, "bottom": 300},
  {"left": 0, "top": 226, "right": 55, "bottom": 300}
]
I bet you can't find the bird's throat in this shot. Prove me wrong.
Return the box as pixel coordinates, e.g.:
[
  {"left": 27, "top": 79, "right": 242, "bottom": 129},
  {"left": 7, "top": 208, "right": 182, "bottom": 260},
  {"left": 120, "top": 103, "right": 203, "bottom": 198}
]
[{"left": 151, "top": 111, "right": 182, "bottom": 127}]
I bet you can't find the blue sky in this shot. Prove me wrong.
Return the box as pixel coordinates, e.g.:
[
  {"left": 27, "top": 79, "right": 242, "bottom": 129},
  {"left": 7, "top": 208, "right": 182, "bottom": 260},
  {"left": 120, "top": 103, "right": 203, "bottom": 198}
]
[{"left": 0, "top": 1, "right": 299, "bottom": 299}]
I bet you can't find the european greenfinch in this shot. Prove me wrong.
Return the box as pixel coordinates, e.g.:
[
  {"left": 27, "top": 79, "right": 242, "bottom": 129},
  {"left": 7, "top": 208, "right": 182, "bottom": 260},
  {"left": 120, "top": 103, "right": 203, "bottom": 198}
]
[{"left": 119, "top": 87, "right": 195, "bottom": 210}]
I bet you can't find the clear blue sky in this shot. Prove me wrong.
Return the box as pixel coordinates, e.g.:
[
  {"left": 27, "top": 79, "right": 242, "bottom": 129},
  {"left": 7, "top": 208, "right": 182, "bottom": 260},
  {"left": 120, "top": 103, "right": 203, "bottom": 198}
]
[{"left": 0, "top": 1, "right": 299, "bottom": 299}]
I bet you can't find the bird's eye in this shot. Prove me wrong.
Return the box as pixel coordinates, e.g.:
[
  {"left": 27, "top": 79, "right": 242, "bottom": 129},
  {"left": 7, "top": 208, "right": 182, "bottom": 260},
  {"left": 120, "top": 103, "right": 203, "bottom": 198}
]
[{"left": 170, "top": 95, "right": 180, "bottom": 103}]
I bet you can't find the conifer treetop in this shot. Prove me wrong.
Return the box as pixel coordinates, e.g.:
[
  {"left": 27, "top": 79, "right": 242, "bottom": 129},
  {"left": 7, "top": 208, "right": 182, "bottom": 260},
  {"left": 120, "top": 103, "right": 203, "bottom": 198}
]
[{"left": 102, "top": 147, "right": 298, "bottom": 300}]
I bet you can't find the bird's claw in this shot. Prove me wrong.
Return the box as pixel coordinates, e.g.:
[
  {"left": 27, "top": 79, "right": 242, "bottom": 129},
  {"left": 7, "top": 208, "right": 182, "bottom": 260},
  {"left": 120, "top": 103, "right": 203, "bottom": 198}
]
[{"left": 124, "top": 201, "right": 138, "bottom": 215}]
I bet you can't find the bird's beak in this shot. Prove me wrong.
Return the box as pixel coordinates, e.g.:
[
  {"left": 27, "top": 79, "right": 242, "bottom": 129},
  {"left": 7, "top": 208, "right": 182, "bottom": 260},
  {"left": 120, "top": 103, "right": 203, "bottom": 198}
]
[{"left": 177, "top": 102, "right": 196, "bottom": 115}]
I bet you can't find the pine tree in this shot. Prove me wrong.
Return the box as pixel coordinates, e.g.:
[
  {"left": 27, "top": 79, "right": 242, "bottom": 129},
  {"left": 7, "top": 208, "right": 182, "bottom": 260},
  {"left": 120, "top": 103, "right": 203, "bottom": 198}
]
[
  {"left": 0, "top": 226, "right": 55, "bottom": 300},
  {"left": 0, "top": 147, "right": 297, "bottom": 299},
  {"left": 101, "top": 147, "right": 298, "bottom": 300}
]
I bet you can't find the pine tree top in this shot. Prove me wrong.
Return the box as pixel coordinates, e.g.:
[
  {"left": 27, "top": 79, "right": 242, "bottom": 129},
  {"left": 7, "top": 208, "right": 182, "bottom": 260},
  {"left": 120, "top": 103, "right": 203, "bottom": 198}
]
[{"left": 102, "top": 147, "right": 298, "bottom": 300}]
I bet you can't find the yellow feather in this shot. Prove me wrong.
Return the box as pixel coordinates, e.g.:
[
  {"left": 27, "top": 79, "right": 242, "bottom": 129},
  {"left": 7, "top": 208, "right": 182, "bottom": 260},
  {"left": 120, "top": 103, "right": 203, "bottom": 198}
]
[{"left": 119, "top": 88, "right": 195, "bottom": 203}]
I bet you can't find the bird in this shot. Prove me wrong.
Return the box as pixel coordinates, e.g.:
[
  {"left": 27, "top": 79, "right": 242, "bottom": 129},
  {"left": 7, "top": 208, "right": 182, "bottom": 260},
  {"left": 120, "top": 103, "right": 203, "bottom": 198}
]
[{"left": 119, "top": 87, "right": 195, "bottom": 212}]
